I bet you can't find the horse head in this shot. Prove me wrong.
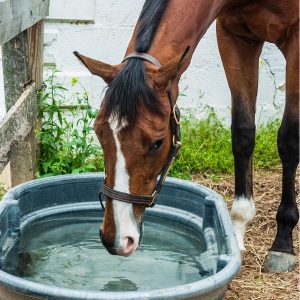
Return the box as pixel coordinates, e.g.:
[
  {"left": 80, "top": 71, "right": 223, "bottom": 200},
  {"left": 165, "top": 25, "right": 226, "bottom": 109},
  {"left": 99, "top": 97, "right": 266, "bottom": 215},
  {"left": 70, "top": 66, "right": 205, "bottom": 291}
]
[{"left": 74, "top": 50, "right": 186, "bottom": 256}]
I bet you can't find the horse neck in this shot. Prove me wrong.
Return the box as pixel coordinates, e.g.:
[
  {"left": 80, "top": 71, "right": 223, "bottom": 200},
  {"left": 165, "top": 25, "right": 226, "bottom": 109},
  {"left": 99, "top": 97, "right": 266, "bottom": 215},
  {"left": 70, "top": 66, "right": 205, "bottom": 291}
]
[{"left": 126, "top": 0, "right": 230, "bottom": 76}]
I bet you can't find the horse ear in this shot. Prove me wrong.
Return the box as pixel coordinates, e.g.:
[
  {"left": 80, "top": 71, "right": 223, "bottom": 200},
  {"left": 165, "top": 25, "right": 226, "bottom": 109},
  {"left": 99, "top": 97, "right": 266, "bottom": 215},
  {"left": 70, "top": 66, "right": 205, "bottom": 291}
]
[
  {"left": 155, "top": 46, "right": 190, "bottom": 88},
  {"left": 73, "top": 51, "right": 120, "bottom": 84}
]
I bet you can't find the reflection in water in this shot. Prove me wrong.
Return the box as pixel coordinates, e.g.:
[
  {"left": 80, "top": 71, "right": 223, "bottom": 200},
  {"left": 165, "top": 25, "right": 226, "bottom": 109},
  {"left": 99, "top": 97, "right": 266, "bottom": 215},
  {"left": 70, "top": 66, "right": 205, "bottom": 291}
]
[
  {"left": 102, "top": 278, "right": 138, "bottom": 291},
  {"left": 2, "top": 212, "right": 216, "bottom": 292},
  {"left": 16, "top": 252, "right": 37, "bottom": 277}
]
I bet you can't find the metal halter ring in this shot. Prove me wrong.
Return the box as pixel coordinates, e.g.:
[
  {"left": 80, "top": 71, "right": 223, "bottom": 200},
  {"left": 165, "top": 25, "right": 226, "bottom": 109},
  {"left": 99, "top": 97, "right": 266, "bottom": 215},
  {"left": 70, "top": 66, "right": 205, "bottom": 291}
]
[{"left": 172, "top": 103, "right": 180, "bottom": 125}]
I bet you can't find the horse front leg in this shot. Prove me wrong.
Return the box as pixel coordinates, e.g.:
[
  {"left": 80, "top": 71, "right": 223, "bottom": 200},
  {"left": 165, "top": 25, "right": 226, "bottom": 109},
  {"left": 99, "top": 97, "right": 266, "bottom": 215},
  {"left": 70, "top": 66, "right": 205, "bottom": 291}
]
[
  {"left": 216, "top": 18, "right": 264, "bottom": 251},
  {"left": 265, "top": 29, "right": 299, "bottom": 272},
  {"left": 230, "top": 104, "right": 256, "bottom": 251}
]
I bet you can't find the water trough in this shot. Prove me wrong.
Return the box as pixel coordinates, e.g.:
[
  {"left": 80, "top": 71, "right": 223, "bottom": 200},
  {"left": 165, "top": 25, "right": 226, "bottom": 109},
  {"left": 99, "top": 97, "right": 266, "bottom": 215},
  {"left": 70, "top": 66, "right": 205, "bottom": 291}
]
[{"left": 0, "top": 173, "right": 241, "bottom": 299}]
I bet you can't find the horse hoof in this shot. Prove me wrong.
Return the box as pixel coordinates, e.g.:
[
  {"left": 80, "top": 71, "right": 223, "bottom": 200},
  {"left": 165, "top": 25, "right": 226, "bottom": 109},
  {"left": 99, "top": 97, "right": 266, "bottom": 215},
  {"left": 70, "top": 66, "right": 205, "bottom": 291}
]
[{"left": 264, "top": 251, "right": 298, "bottom": 273}]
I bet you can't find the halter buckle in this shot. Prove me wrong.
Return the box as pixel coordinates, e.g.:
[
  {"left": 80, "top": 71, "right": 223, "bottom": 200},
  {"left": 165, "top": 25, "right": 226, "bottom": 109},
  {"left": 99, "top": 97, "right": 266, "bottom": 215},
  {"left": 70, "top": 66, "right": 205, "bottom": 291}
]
[
  {"left": 173, "top": 135, "right": 182, "bottom": 147},
  {"left": 149, "top": 190, "right": 158, "bottom": 207},
  {"left": 172, "top": 103, "right": 180, "bottom": 125},
  {"left": 151, "top": 190, "right": 157, "bottom": 197}
]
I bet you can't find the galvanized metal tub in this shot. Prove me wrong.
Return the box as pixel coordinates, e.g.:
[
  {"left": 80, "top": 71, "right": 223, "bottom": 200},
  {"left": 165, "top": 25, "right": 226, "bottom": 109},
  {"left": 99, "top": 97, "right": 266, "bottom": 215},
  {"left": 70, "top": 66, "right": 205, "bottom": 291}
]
[{"left": 0, "top": 173, "right": 241, "bottom": 299}]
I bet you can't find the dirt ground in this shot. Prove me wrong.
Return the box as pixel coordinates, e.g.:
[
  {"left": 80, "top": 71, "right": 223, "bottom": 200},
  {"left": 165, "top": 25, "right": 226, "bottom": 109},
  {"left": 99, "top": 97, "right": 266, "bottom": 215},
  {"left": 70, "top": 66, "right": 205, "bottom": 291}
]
[{"left": 193, "top": 168, "right": 299, "bottom": 300}]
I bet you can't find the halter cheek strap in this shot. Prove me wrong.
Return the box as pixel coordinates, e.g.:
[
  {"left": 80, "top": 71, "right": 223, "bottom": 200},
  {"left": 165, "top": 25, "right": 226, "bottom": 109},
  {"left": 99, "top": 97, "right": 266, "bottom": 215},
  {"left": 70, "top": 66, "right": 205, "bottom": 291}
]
[{"left": 99, "top": 52, "right": 181, "bottom": 209}]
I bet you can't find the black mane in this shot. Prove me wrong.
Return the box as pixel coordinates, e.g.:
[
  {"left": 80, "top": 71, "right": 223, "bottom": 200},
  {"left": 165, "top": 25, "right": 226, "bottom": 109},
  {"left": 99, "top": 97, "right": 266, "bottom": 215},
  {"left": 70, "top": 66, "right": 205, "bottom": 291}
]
[{"left": 103, "top": 0, "right": 169, "bottom": 125}]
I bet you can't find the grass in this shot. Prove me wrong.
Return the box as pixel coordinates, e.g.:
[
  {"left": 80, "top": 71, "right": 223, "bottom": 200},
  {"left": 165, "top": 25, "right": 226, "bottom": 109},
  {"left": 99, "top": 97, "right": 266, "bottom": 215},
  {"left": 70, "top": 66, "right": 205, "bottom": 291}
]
[
  {"left": 254, "top": 120, "right": 281, "bottom": 168},
  {"left": 169, "top": 109, "right": 281, "bottom": 179},
  {"left": 170, "top": 109, "right": 233, "bottom": 179},
  {"left": 0, "top": 183, "right": 6, "bottom": 199}
]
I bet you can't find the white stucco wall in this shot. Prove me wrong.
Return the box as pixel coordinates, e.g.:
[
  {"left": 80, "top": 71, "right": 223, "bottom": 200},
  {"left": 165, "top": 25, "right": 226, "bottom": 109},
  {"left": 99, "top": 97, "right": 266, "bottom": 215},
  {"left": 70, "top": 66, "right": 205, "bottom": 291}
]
[{"left": 0, "top": 0, "right": 286, "bottom": 124}]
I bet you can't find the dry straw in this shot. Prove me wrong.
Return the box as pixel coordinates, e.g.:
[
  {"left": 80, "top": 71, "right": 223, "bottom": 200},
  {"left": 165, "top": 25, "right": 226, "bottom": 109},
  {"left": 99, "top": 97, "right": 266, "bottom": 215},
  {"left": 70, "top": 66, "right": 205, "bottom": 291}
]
[{"left": 193, "top": 168, "right": 299, "bottom": 300}]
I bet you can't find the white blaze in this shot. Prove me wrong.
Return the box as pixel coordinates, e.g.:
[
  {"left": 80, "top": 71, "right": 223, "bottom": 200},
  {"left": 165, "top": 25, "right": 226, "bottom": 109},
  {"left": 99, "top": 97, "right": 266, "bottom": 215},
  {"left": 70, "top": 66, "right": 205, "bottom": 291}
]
[
  {"left": 108, "top": 117, "right": 139, "bottom": 251},
  {"left": 231, "top": 196, "right": 256, "bottom": 251}
]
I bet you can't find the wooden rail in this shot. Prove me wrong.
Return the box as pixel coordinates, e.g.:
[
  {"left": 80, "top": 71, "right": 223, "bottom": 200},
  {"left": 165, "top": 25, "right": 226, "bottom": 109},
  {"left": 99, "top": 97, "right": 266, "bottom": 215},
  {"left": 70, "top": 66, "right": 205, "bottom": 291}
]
[
  {"left": 0, "top": 0, "right": 49, "bottom": 186},
  {"left": 0, "top": 83, "right": 36, "bottom": 172},
  {"left": 0, "top": 0, "right": 49, "bottom": 45}
]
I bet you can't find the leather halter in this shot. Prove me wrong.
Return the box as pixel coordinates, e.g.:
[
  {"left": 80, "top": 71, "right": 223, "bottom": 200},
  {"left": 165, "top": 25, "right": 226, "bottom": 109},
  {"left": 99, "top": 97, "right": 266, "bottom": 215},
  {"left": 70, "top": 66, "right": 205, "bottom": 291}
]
[
  {"left": 99, "top": 52, "right": 181, "bottom": 209},
  {"left": 122, "top": 51, "right": 162, "bottom": 67}
]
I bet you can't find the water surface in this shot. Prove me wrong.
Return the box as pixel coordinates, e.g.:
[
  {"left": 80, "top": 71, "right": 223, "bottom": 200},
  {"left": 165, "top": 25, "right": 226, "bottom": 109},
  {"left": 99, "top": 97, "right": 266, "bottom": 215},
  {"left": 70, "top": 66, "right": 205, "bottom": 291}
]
[{"left": 3, "top": 212, "right": 210, "bottom": 291}]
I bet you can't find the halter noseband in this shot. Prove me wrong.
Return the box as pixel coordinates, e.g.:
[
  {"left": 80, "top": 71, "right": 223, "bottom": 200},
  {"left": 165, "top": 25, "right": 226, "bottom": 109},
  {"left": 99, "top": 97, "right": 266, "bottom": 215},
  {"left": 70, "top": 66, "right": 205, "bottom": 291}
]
[{"left": 99, "top": 52, "right": 181, "bottom": 210}]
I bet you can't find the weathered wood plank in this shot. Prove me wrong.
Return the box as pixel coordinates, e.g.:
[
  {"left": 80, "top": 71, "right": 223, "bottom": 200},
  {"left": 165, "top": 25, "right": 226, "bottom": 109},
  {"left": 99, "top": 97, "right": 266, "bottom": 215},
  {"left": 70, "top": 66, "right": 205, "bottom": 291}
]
[
  {"left": 0, "top": 0, "right": 50, "bottom": 46},
  {"left": 0, "top": 84, "right": 36, "bottom": 173},
  {"left": 2, "top": 30, "right": 29, "bottom": 111},
  {"left": 1, "top": 28, "right": 36, "bottom": 186},
  {"left": 9, "top": 128, "right": 37, "bottom": 186},
  {"left": 1, "top": 20, "right": 45, "bottom": 186},
  {"left": 27, "top": 21, "right": 44, "bottom": 163},
  {"left": 27, "top": 21, "right": 44, "bottom": 90}
]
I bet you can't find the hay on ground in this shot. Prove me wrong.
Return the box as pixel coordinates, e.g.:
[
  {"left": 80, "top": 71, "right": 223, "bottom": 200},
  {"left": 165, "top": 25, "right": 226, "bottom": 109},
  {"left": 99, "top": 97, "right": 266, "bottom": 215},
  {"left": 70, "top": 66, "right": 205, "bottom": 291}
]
[{"left": 193, "top": 168, "right": 299, "bottom": 300}]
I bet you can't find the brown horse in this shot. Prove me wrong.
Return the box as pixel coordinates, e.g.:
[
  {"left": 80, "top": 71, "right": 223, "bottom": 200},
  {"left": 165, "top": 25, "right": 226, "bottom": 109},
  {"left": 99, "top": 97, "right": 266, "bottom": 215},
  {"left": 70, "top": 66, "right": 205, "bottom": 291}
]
[{"left": 74, "top": 0, "right": 299, "bottom": 272}]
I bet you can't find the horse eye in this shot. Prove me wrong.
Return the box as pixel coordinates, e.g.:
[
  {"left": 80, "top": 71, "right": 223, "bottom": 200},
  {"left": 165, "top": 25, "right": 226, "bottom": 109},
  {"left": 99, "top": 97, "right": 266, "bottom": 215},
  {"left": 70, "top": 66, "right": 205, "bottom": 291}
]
[{"left": 150, "top": 139, "right": 163, "bottom": 151}]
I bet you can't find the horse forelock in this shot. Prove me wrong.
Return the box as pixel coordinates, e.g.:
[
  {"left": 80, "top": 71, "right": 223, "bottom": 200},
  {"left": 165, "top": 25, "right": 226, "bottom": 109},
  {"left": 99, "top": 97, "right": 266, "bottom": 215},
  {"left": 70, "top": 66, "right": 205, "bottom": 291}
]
[
  {"left": 101, "top": 0, "right": 170, "bottom": 127},
  {"left": 102, "top": 59, "right": 162, "bottom": 127}
]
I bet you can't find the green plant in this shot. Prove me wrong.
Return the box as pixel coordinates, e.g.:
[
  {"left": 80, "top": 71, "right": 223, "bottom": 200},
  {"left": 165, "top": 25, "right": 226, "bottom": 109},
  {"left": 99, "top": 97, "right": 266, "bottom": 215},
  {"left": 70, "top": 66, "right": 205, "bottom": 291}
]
[
  {"left": 169, "top": 108, "right": 281, "bottom": 179},
  {"left": 0, "top": 182, "right": 6, "bottom": 200},
  {"left": 254, "top": 119, "right": 280, "bottom": 168},
  {"left": 170, "top": 108, "right": 233, "bottom": 179},
  {"left": 37, "top": 69, "right": 104, "bottom": 177}
]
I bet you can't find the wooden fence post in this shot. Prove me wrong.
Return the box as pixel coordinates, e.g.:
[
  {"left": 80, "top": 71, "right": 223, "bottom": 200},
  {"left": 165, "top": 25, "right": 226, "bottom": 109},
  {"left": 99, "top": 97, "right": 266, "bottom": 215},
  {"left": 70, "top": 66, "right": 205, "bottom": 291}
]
[
  {"left": 28, "top": 21, "right": 44, "bottom": 91},
  {"left": 2, "top": 21, "right": 44, "bottom": 186},
  {"left": 2, "top": 30, "right": 35, "bottom": 186},
  {"left": 28, "top": 20, "right": 44, "bottom": 167},
  {"left": 2, "top": 31, "right": 29, "bottom": 111},
  {"left": 0, "top": 0, "right": 49, "bottom": 187}
]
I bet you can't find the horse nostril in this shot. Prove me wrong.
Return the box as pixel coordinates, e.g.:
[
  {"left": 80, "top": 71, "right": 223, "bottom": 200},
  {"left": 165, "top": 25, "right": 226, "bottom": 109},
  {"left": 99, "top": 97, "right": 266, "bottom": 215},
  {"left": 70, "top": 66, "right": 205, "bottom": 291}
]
[
  {"left": 122, "top": 236, "right": 136, "bottom": 254},
  {"left": 126, "top": 236, "right": 134, "bottom": 248}
]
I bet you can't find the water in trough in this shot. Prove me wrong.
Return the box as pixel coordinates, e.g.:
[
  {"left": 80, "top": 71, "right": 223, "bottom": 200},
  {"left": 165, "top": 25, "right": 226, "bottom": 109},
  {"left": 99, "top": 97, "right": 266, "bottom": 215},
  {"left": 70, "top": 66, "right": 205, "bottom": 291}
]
[{"left": 3, "top": 211, "right": 212, "bottom": 292}]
